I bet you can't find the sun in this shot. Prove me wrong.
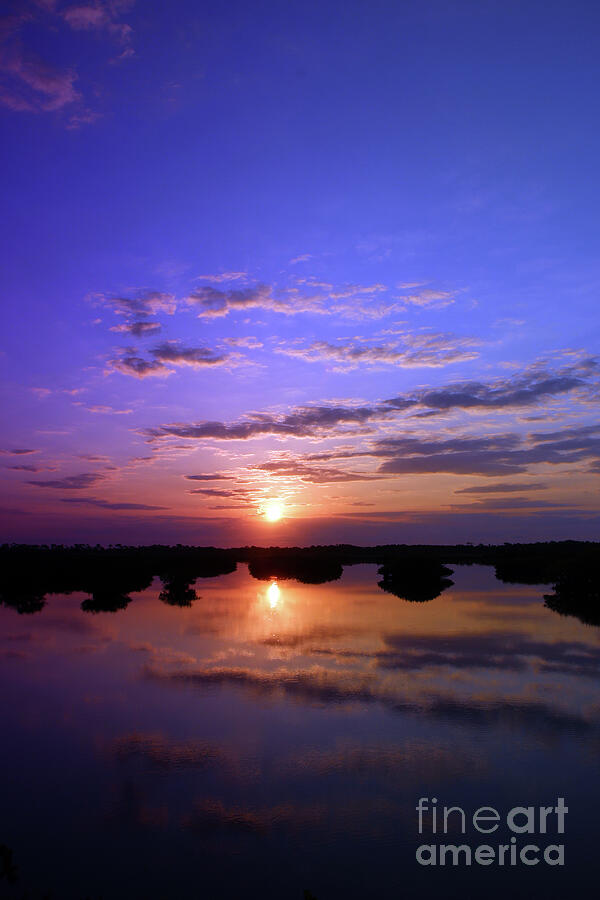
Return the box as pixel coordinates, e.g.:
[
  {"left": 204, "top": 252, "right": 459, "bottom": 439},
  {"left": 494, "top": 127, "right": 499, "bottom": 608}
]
[{"left": 264, "top": 501, "right": 284, "bottom": 522}]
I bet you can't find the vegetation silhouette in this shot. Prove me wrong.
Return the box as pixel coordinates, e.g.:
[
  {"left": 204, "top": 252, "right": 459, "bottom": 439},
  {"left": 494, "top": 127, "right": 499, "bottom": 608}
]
[
  {"left": 0, "top": 843, "right": 18, "bottom": 884},
  {"left": 0, "top": 541, "right": 598, "bottom": 625},
  {"left": 377, "top": 559, "right": 454, "bottom": 602},
  {"left": 158, "top": 574, "right": 198, "bottom": 607},
  {"left": 246, "top": 549, "right": 343, "bottom": 584},
  {"left": 544, "top": 570, "right": 600, "bottom": 626}
]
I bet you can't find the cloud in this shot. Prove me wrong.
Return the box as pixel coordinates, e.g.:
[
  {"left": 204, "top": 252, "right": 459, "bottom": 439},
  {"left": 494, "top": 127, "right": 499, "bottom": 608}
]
[
  {"left": 59, "top": 496, "right": 168, "bottom": 510},
  {"left": 146, "top": 403, "right": 392, "bottom": 442},
  {"left": 252, "top": 458, "right": 379, "bottom": 484},
  {"left": 455, "top": 482, "right": 549, "bottom": 494},
  {"left": 185, "top": 284, "right": 322, "bottom": 318},
  {"left": 26, "top": 472, "right": 106, "bottom": 489},
  {"left": 188, "top": 488, "right": 252, "bottom": 499},
  {"left": 95, "top": 290, "right": 176, "bottom": 318},
  {"left": 0, "top": 35, "right": 80, "bottom": 112},
  {"left": 0, "top": 1, "right": 134, "bottom": 119},
  {"left": 184, "top": 474, "right": 235, "bottom": 481},
  {"left": 143, "top": 357, "right": 598, "bottom": 447},
  {"left": 108, "top": 341, "right": 236, "bottom": 377},
  {"left": 0, "top": 448, "right": 38, "bottom": 455},
  {"left": 386, "top": 357, "right": 598, "bottom": 414},
  {"left": 306, "top": 416, "right": 600, "bottom": 478},
  {"left": 396, "top": 288, "right": 456, "bottom": 309},
  {"left": 224, "top": 336, "right": 263, "bottom": 349},
  {"left": 108, "top": 354, "right": 172, "bottom": 378},
  {"left": 111, "top": 321, "right": 162, "bottom": 337},
  {"left": 195, "top": 271, "right": 247, "bottom": 283},
  {"left": 450, "top": 496, "right": 572, "bottom": 511},
  {"left": 62, "top": 1, "right": 134, "bottom": 53},
  {"left": 5, "top": 464, "right": 56, "bottom": 472},
  {"left": 276, "top": 332, "right": 480, "bottom": 370},
  {"left": 150, "top": 341, "right": 231, "bottom": 368}
]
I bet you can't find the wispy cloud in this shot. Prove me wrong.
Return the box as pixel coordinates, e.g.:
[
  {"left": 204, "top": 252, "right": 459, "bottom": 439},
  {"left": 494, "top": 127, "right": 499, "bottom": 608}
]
[
  {"left": 145, "top": 357, "right": 598, "bottom": 444},
  {"left": 59, "top": 496, "right": 167, "bottom": 510},
  {"left": 275, "top": 332, "right": 480, "bottom": 370},
  {"left": 1, "top": 447, "right": 38, "bottom": 455},
  {"left": 185, "top": 284, "right": 321, "bottom": 318},
  {"left": 385, "top": 356, "right": 598, "bottom": 414},
  {"left": 27, "top": 471, "right": 106, "bottom": 489},
  {"left": 146, "top": 403, "right": 392, "bottom": 442},
  {"left": 252, "top": 458, "right": 379, "bottom": 484},
  {"left": 94, "top": 290, "right": 176, "bottom": 318},
  {"left": 195, "top": 271, "right": 247, "bottom": 283},
  {"left": 455, "top": 482, "right": 549, "bottom": 494},
  {"left": 111, "top": 321, "right": 162, "bottom": 337},
  {"left": 0, "top": 1, "right": 134, "bottom": 120}
]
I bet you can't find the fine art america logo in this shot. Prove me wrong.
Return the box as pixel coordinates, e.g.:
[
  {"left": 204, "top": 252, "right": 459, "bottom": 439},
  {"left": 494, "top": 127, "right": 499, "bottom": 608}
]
[{"left": 415, "top": 797, "right": 568, "bottom": 867}]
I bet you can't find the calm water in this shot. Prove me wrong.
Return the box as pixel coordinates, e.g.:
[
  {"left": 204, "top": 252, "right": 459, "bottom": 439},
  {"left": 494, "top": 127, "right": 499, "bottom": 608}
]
[{"left": 1, "top": 564, "right": 598, "bottom": 899}]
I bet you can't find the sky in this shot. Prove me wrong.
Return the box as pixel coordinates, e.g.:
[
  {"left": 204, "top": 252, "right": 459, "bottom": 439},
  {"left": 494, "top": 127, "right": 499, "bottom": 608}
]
[{"left": 1, "top": 0, "right": 599, "bottom": 545}]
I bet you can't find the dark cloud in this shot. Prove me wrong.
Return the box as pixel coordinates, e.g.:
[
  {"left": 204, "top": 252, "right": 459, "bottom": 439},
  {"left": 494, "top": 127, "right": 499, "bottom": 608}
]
[
  {"left": 385, "top": 357, "right": 598, "bottom": 414},
  {"left": 146, "top": 403, "right": 392, "bottom": 442},
  {"left": 184, "top": 473, "right": 234, "bottom": 481},
  {"left": 1, "top": 448, "right": 38, "bottom": 455},
  {"left": 5, "top": 464, "right": 56, "bottom": 473},
  {"left": 59, "top": 497, "right": 168, "bottom": 511},
  {"left": 455, "top": 482, "right": 549, "bottom": 494},
  {"left": 188, "top": 488, "right": 252, "bottom": 499},
  {"left": 450, "top": 497, "right": 571, "bottom": 511},
  {"left": 144, "top": 358, "right": 598, "bottom": 446},
  {"left": 27, "top": 472, "right": 106, "bottom": 490},
  {"left": 109, "top": 354, "right": 171, "bottom": 378},
  {"left": 312, "top": 424, "right": 600, "bottom": 477}
]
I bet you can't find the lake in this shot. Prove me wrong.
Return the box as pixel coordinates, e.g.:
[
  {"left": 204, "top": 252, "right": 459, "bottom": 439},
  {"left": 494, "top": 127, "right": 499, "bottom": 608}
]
[{"left": 1, "top": 562, "right": 598, "bottom": 899}]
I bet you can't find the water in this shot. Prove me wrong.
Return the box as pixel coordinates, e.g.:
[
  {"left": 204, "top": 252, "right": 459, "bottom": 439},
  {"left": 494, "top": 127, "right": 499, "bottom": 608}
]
[{"left": 1, "top": 564, "right": 598, "bottom": 899}]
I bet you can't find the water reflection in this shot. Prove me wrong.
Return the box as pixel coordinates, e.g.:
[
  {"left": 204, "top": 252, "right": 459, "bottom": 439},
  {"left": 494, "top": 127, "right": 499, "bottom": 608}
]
[
  {"left": 0, "top": 563, "right": 598, "bottom": 899},
  {"left": 267, "top": 580, "right": 281, "bottom": 610}
]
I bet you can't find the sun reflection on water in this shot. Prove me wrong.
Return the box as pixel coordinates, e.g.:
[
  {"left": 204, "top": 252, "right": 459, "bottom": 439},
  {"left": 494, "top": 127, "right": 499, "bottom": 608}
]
[{"left": 267, "top": 580, "right": 281, "bottom": 609}]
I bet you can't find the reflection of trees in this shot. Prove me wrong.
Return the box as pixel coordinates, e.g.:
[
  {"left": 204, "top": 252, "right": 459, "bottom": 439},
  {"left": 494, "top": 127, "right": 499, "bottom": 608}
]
[
  {"left": 81, "top": 590, "right": 133, "bottom": 614},
  {"left": 544, "top": 571, "right": 600, "bottom": 626},
  {"left": 377, "top": 560, "right": 454, "bottom": 602},
  {"left": 248, "top": 555, "right": 343, "bottom": 584},
  {"left": 1, "top": 542, "right": 599, "bottom": 622},
  {"left": 0, "top": 844, "right": 18, "bottom": 884},
  {"left": 0, "top": 584, "right": 46, "bottom": 614},
  {"left": 159, "top": 574, "right": 198, "bottom": 607}
]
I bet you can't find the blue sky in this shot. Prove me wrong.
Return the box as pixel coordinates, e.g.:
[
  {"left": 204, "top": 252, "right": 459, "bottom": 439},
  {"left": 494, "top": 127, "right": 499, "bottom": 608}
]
[{"left": 1, "top": 0, "right": 599, "bottom": 544}]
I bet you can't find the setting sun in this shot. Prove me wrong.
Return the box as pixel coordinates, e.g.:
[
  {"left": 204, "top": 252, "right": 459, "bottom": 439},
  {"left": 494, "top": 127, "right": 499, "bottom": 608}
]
[{"left": 264, "top": 501, "right": 284, "bottom": 522}]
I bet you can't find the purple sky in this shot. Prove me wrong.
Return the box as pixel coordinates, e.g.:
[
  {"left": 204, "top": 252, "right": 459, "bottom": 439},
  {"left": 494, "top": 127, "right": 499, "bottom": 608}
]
[{"left": 1, "top": 0, "right": 599, "bottom": 544}]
